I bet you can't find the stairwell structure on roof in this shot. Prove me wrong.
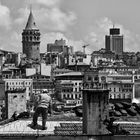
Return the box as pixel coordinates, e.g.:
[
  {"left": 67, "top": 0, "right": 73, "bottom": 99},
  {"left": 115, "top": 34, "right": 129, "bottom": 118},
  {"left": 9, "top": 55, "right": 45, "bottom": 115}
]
[{"left": 22, "top": 9, "right": 40, "bottom": 61}]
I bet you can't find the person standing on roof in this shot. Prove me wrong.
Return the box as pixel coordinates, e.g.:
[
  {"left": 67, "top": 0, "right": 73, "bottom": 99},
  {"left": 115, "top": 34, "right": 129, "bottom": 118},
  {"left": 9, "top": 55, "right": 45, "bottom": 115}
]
[{"left": 31, "top": 89, "right": 52, "bottom": 130}]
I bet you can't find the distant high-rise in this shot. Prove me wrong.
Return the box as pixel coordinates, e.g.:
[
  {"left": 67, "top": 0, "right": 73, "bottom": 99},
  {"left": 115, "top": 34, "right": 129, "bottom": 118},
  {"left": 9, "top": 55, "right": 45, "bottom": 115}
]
[
  {"left": 22, "top": 9, "right": 40, "bottom": 61},
  {"left": 105, "top": 28, "right": 123, "bottom": 55}
]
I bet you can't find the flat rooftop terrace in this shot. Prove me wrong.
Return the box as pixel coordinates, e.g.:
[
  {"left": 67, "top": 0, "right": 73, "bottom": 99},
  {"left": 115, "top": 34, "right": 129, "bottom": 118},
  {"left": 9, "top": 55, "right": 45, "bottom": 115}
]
[
  {"left": 0, "top": 119, "right": 82, "bottom": 136},
  {"left": 1, "top": 119, "right": 140, "bottom": 140}
]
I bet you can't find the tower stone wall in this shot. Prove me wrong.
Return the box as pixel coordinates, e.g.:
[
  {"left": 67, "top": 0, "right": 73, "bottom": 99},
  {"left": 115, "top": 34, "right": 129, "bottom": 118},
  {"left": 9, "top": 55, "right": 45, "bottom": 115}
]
[{"left": 22, "top": 10, "right": 40, "bottom": 61}]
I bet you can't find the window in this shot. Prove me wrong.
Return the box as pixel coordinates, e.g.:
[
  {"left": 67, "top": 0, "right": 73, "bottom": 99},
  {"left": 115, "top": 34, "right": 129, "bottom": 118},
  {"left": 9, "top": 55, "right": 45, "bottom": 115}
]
[
  {"left": 13, "top": 95, "right": 17, "bottom": 99},
  {"left": 101, "top": 76, "right": 106, "bottom": 82},
  {"left": 30, "top": 36, "right": 32, "bottom": 41},
  {"left": 118, "top": 94, "right": 121, "bottom": 99},
  {"left": 119, "top": 88, "right": 121, "bottom": 92},
  {"left": 114, "top": 88, "right": 116, "bottom": 92},
  {"left": 37, "top": 37, "right": 40, "bottom": 40},
  {"left": 26, "top": 37, "right": 28, "bottom": 41},
  {"left": 135, "top": 76, "right": 137, "bottom": 80},
  {"left": 87, "top": 76, "right": 92, "bottom": 81},
  {"left": 94, "top": 76, "right": 99, "bottom": 81},
  {"left": 71, "top": 94, "right": 73, "bottom": 99}
]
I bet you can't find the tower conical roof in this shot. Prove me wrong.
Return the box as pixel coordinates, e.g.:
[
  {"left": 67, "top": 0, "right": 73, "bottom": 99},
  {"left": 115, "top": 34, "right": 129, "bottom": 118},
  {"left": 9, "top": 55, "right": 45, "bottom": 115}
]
[{"left": 25, "top": 10, "right": 38, "bottom": 30}]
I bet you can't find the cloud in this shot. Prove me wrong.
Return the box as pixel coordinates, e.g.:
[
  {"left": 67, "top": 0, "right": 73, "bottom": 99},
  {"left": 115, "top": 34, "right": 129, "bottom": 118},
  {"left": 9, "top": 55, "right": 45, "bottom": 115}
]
[
  {"left": 85, "top": 17, "right": 140, "bottom": 52},
  {"left": 36, "top": 8, "right": 76, "bottom": 32},
  {"left": 10, "top": 31, "right": 21, "bottom": 51},
  {"left": 0, "top": 31, "right": 21, "bottom": 52},
  {"left": 0, "top": 2, "right": 11, "bottom": 30},
  {"left": 34, "top": 0, "right": 61, "bottom": 7},
  {"left": 14, "top": 7, "right": 28, "bottom": 25},
  {"left": 15, "top": 0, "right": 76, "bottom": 32}
]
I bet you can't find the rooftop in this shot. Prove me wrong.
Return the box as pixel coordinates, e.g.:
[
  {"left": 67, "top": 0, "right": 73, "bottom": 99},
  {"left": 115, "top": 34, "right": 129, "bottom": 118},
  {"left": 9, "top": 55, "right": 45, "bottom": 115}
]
[
  {"left": 55, "top": 72, "right": 83, "bottom": 77},
  {"left": 0, "top": 119, "right": 81, "bottom": 136}
]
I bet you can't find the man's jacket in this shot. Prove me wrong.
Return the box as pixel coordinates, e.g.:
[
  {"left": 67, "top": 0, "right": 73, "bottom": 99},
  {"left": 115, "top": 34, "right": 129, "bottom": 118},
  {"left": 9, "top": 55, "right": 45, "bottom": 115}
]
[{"left": 37, "top": 93, "right": 52, "bottom": 109}]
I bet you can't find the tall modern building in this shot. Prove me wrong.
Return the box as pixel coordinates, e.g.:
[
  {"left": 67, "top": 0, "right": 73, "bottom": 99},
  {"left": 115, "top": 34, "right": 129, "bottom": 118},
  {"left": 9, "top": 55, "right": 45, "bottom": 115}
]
[
  {"left": 22, "top": 10, "right": 40, "bottom": 61},
  {"left": 105, "top": 28, "right": 123, "bottom": 55}
]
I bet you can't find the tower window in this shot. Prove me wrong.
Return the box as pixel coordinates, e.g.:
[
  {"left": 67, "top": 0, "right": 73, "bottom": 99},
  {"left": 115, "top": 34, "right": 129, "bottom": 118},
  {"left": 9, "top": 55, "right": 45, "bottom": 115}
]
[
  {"left": 26, "top": 37, "right": 28, "bottom": 41},
  {"left": 37, "top": 37, "right": 40, "bottom": 40},
  {"left": 30, "top": 36, "right": 32, "bottom": 41}
]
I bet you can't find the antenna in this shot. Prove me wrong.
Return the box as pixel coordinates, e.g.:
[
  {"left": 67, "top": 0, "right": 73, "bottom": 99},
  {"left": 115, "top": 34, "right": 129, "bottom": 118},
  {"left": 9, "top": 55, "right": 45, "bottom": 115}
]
[
  {"left": 29, "top": 2, "right": 32, "bottom": 13},
  {"left": 82, "top": 44, "right": 89, "bottom": 54},
  {"left": 113, "top": 23, "right": 115, "bottom": 28},
  {"left": 27, "top": 0, "right": 32, "bottom": 11}
]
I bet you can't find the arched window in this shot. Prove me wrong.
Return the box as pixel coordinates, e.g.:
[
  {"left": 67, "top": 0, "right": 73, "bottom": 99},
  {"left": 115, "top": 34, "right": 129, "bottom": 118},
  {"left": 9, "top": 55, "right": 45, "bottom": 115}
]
[
  {"left": 26, "top": 36, "right": 28, "bottom": 41},
  {"left": 37, "top": 36, "right": 40, "bottom": 40},
  {"left": 94, "top": 76, "right": 99, "bottom": 82},
  {"left": 30, "top": 36, "right": 32, "bottom": 41},
  {"left": 71, "top": 94, "right": 73, "bottom": 99}
]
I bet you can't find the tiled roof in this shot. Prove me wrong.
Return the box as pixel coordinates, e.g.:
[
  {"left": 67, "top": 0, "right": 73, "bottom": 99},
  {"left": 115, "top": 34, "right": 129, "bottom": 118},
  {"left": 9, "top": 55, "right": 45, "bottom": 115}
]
[{"left": 114, "top": 121, "right": 140, "bottom": 134}]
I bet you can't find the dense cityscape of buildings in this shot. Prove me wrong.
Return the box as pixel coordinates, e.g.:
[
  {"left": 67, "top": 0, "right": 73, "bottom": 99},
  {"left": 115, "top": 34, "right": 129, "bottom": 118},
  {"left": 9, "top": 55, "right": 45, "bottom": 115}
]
[{"left": 0, "top": 9, "right": 140, "bottom": 124}]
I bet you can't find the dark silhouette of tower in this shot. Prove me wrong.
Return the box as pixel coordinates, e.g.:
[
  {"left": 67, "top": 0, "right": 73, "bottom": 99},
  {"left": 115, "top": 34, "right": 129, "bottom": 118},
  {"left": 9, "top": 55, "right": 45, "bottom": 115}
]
[
  {"left": 22, "top": 9, "right": 40, "bottom": 61},
  {"left": 82, "top": 68, "right": 109, "bottom": 135}
]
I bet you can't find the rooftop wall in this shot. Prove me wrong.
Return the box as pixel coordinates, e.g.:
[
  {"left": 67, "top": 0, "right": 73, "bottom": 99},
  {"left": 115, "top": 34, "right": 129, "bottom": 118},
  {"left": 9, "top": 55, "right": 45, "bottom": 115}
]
[{"left": 1, "top": 135, "right": 140, "bottom": 140}]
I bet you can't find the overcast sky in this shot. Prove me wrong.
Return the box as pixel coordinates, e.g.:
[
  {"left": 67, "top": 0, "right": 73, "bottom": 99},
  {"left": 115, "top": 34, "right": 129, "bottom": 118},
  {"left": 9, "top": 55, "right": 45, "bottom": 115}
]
[{"left": 0, "top": 0, "right": 140, "bottom": 53}]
